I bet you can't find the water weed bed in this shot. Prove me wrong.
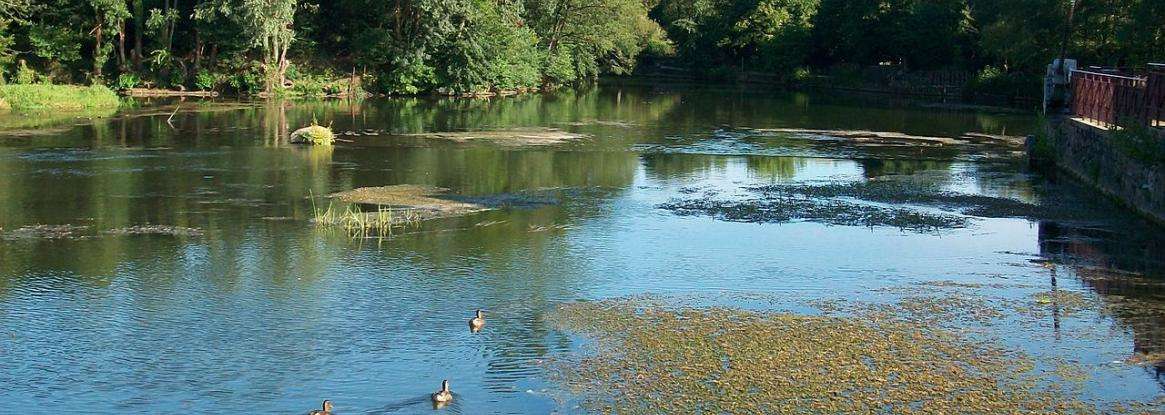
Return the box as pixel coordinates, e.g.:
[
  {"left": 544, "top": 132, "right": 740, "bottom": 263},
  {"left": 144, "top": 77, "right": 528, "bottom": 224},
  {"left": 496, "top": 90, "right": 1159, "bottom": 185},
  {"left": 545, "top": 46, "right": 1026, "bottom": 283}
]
[{"left": 547, "top": 298, "right": 1164, "bottom": 414}]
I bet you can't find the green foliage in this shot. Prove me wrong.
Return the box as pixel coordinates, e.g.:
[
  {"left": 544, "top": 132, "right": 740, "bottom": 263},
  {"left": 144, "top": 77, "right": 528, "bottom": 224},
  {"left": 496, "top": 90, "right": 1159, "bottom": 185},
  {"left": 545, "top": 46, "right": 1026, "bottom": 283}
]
[
  {"left": 809, "top": 0, "right": 975, "bottom": 69},
  {"left": 436, "top": 0, "right": 542, "bottom": 93},
  {"left": 27, "top": 25, "right": 84, "bottom": 67},
  {"left": 656, "top": 0, "right": 815, "bottom": 76},
  {"left": 289, "top": 70, "right": 328, "bottom": 96},
  {"left": 963, "top": 66, "right": 1041, "bottom": 100},
  {"left": 207, "top": 58, "right": 266, "bottom": 94},
  {"left": 0, "top": 0, "right": 32, "bottom": 20},
  {"left": 14, "top": 60, "right": 39, "bottom": 84},
  {"left": 0, "top": 19, "right": 17, "bottom": 71},
  {"left": 194, "top": 70, "right": 218, "bottom": 91},
  {"left": 114, "top": 72, "right": 141, "bottom": 90},
  {"left": 0, "top": 84, "right": 119, "bottom": 112},
  {"left": 1111, "top": 118, "right": 1165, "bottom": 165},
  {"left": 1, "top": 0, "right": 1157, "bottom": 98}
]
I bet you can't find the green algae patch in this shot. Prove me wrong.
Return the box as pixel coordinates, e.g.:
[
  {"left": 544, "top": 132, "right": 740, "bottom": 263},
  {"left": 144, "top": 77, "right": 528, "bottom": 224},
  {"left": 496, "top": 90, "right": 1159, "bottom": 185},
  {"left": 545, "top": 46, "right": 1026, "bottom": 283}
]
[{"left": 548, "top": 299, "right": 1110, "bottom": 414}]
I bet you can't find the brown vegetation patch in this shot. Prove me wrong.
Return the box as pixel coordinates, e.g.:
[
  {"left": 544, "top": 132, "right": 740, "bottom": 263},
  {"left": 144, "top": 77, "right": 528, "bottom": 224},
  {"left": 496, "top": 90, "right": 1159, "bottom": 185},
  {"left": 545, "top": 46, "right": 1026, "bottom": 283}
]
[
  {"left": 329, "top": 185, "right": 490, "bottom": 216},
  {"left": 547, "top": 299, "right": 1113, "bottom": 414}
]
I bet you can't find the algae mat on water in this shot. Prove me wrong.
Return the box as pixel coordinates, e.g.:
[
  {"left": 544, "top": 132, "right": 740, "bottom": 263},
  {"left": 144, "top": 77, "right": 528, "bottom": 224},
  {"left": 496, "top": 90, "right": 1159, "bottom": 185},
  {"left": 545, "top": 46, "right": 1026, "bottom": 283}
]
[{"left": 547, "top": 299, "right": 1157, "bottom": 414}]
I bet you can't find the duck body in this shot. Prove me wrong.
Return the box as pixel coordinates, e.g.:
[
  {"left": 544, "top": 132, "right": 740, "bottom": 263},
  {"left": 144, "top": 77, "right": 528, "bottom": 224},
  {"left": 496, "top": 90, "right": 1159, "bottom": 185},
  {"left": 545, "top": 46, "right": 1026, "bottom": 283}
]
[
  {"left": 432, "top": 379, "right": 453, "bottom": 404},
  {"left": 308, "top": 400, "right": 333, "bottom": 415},
  {"left": 469, "top": 310, "right": 485, "bottom": 331}
]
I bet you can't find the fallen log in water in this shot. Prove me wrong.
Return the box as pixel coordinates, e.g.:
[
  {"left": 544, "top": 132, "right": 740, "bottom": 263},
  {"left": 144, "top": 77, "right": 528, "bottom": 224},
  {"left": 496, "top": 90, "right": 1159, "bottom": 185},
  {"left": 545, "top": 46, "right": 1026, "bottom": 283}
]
[
  {"left": 123, "top": 88, "right": 219, "bottom": 98},
  {"left": 744, "top": 127, "right": 1025, "bottom": 146}
]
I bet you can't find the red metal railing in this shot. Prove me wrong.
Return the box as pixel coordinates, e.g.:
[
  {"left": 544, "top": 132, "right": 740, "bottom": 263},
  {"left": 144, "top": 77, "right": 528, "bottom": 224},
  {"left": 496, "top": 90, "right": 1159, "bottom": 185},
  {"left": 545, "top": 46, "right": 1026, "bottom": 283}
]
[
  {"left": 1071, "top": 70, "right": 1144, "bottom": 127},
  {"left": 1071, "top": 64, "right": 1165, "bottom": 128}
]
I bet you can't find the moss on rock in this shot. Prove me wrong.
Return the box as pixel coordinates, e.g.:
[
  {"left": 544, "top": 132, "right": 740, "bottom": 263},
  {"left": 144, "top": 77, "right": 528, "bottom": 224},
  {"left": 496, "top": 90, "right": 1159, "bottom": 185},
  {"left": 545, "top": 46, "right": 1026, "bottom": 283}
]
[{"left": 290, "top": 124, "right": 335, "bottom": 145}]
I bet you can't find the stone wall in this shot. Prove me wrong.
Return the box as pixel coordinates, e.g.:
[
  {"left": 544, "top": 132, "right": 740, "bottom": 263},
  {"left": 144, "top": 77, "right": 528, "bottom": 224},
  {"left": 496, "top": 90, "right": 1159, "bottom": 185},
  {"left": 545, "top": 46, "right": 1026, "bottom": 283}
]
[{"left": 1048, "top": 118, "right": 1164, "bottom": 224}]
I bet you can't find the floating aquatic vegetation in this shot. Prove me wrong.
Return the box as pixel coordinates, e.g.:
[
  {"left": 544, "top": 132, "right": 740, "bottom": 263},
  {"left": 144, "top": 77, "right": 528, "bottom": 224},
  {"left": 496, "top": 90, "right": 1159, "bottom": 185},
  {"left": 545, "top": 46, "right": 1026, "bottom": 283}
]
[
  {"left": 658, "top": 196, "right": 968, "bottom": 232},
  {"left": 749, "top": 180, "right": 1042, "bottom": 219},
  {"left": 1, "top": 224, "right": 90, "bottom": 240},
  {"left": 103, "top": 225, "right": 203, "bottom": 237},
  {"left": 809, "top": 294, "right": 1007, "bottom": 327},
  {"left": 654, "top": 173, "right": 1091, "bottom": 231},
  {"left": 547, "top": 299, "right": 1128, "bottom": 414},
  {"left": 2, "top": 224, "right": 203, "bottom": 240}
]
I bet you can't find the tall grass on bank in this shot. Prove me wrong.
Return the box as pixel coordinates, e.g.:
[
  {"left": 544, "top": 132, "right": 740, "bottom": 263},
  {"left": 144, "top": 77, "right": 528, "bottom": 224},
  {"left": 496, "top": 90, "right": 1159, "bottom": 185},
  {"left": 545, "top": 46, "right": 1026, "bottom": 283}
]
[{"left": 0, "top": 84, "right": 120, "bottom": 112}]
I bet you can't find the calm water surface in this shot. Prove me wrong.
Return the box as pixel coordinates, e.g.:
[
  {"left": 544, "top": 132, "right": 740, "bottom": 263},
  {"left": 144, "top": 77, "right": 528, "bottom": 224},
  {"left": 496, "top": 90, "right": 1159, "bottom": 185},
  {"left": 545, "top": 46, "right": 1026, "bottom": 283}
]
[{"left": 0, "top": 85, "right": 1162, "bottom": 414}]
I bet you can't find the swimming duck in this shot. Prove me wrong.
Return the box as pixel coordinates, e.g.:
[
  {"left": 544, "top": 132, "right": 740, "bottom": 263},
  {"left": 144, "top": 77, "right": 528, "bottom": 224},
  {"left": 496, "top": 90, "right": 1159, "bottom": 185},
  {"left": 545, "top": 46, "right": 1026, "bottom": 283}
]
[
  {"left": 469, "top": 310, "right": 486, "bottom": 332},
  {"left": 308, "top": 400, "right": 333, "bottom": 415},
  {"left": 431, "top": 379, "right": 453, "bottom": 405}
]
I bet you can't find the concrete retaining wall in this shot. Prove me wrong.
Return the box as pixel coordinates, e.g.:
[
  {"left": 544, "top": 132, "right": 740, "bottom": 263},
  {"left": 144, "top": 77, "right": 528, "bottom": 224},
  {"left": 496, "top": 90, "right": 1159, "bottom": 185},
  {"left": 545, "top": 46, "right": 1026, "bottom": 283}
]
[{"left": 1049, "top": 118, "right": 1164, "bottom": 224}]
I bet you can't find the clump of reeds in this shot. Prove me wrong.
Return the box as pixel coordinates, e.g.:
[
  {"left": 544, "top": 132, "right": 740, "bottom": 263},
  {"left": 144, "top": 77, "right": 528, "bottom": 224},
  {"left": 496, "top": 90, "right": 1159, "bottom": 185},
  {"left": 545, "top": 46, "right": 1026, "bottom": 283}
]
[{"left": 311, "top": 197, "right": 421, "bottom": 238}]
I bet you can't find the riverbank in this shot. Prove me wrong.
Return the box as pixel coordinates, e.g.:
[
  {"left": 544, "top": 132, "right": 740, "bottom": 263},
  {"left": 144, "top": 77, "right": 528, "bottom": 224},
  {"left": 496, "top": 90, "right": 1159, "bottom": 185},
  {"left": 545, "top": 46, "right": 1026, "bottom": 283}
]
[{"left": 0, "top": 84, "right": 120, "bottom": 113}]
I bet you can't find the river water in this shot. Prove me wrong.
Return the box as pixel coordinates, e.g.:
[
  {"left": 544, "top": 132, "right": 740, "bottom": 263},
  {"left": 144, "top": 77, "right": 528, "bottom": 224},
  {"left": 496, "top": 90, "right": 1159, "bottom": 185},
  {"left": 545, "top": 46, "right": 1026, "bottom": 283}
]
[{"left": 0, "top": 84, "right": 1162, "bottom": 414}]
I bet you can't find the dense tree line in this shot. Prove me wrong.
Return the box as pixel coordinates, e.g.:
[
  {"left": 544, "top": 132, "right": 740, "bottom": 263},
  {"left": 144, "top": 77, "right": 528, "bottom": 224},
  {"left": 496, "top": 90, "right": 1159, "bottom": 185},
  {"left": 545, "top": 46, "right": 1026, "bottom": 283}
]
[
  {"left": 0, "top": 0, "right": 1160, "bottom": 95},
  {"left": 652, "top": 0, "right": 1163, "bottom": 78},
  {"left": 0, "top": 0, "right": 669, "bottom": 94}
]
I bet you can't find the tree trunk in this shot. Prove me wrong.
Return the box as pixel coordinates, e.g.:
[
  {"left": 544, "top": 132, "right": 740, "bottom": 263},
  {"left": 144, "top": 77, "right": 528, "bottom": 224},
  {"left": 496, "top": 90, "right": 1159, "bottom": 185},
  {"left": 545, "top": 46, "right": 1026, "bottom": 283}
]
[
  {"left": 117, "top": 21, "right": 127, "bottom": 72},
  {"left": 94, "top": 16, "right": 104, "bottom": 79},
  {"left": 278, "top": 41, "right": 289, "bottom": 89},
  {"left": 193, "top": 29, "right": 203, "bottom": 71},
  {"left": 133, "top": 0, "right": 143, "bottom": 71}
]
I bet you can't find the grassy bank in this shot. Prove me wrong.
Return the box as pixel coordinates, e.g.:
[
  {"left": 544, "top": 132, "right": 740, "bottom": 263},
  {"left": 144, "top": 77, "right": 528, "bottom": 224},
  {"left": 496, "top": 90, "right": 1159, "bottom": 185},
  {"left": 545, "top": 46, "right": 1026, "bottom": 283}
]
[{"left": 0, "top": 84, "right": 120, "bottom": 113}]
